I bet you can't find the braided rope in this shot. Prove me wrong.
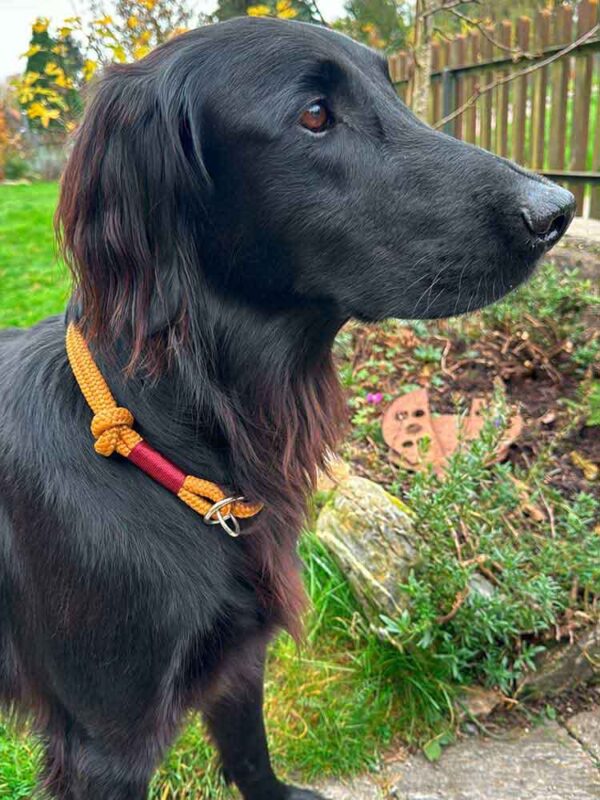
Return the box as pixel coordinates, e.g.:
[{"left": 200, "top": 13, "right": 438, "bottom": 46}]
[{"left": 65, "top": 323, "right": 262, "bottom": 524}]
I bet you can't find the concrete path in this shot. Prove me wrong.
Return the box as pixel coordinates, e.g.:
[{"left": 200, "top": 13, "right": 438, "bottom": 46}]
[
  {"left": 567, "top": 217, "right": 600, "bottom": 243},
  {"left": 312, "top": 708, "right": 600, "bottom": 800}
]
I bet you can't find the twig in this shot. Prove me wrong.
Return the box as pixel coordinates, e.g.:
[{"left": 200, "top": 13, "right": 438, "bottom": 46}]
[
  {"left": 420, "top": 0, "right": 481, "bottom": 20},
  {"left": 446, "top": 8, "right": 536, "bottom": 59},
  {"left": 434, "top": 23, "right": 600, "bottom": 130},
  {"left": 311, "top": 0, "right": 329, "bottom": 27},
  {"left": 437, "top": 586, "right": 470, "bottom": 624}
]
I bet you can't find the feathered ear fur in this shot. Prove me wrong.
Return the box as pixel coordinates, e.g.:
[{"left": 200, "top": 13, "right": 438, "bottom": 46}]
[{"left": 56, "top": 58, "right": 209, "bottom": 372}]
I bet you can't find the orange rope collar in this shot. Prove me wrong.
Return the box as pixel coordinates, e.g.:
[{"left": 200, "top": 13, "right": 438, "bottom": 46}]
[{"left": 65, "top": 323, "right": 262, "bottom": 536}]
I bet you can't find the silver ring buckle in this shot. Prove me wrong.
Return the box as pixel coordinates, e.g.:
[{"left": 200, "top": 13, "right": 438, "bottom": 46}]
[{"left": 203, "top": 496, "right": 245, "bottom": 537}]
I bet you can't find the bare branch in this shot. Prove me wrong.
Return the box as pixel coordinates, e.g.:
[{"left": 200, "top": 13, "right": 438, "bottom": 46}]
[
  {"left": 311, "top": 0, "right": 329, "bottom": 27},
  {"left": 420, "top": 0, "right": 481, "bottom": 20},
  {"left": 433, "top": 23, "right": 600, "bottom": 131},
  {"left": 446, "top": 9, "right": 536, "bottom": 60}
]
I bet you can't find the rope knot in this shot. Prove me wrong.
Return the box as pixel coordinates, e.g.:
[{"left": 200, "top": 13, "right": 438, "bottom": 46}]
[{"left": 91, "top": 408, "right": 135, "bottom": 457}]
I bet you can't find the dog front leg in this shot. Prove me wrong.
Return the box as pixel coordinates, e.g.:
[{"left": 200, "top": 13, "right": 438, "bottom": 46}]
[{"left": 202, "top": 644, "right": 327, "bottom": 800}]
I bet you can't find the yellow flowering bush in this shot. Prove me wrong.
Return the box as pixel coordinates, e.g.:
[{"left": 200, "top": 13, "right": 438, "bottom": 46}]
[
  {"left": 246, "top": 0, "right": 324, "bottom": 22},
  {"left": 14, "top": 1, "right": 196, "bottom": 134}
]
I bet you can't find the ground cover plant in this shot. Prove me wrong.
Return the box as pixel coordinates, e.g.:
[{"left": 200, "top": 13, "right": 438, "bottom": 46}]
[{"left": 0, "top": 182, "right": 598, "bottom": 797}]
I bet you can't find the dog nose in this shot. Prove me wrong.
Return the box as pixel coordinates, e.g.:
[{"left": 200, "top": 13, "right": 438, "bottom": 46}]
[{"left": 521, "top": 181, "right": 575, "bottom": 250}]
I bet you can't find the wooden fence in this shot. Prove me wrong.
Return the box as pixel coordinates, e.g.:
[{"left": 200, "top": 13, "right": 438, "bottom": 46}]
[{"left": 388, "top": 0, "right": 600, "bottom": 219}]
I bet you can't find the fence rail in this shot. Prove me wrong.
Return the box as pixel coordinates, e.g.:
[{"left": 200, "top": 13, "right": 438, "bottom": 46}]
[{"left": 388, "top": 0, "right": 600, "bottom": 219}]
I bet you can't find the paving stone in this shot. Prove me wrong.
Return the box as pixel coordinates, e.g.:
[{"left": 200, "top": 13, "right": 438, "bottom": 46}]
[
  {"left": 312, "top": 717, "right": 600, "bottom": 800},
  {"left": 565, "top": 709, "right": 600, "bottom": 763},
  {"left": 390, "top": 722, "right": 599, "bottom": 800},
  {"left": 566, "top": 217, "right": 600, "bottom": 242},
  {"left": 315, "top": 776, "right": 383, "bottom": 799}
]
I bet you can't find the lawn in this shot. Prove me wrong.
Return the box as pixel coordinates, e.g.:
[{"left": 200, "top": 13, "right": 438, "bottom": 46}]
[
  {"left": 0, "top": 183, "right": 68, "bottom": 328},
  {"left": 0, "top": 182, "right": 598, "bottom": 799}
]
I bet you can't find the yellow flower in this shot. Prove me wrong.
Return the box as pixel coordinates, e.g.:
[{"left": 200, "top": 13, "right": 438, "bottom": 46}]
[
  {"left": 127, "top": 15, "right": 139, "bottom": 29},
  {"left": 23, "top": 71, "right": 41, "bottom": 86},
  {"left": 27, "top": 102, "right": 60, "bottom": 128},
  {"left": 34, "top": 88, "right": 65, "bottom": 107},
  {"left": 168, "top": 27, "right": 188, "bottom": 39},
  {"left": 66, "top": 120, "right": 77, "bottom": 133},
  {"left": 54, "top": 73, "right": 75, "bottom": 90},
  {"left": 32, "top": 18, "right": 49, "bottom": 35},
  {"left": 83, "top": 59, "right": 97, "bottom": 82},
  {"left": 138, "top": 30, "right": 152, "bottom": 44},
  {"left": 51, "top": 44, "right": 68, "bottom": 57},
  {"left": 133, "top": 44, "right": 151, "bottom": 60},
  {"left": 277, "top": 7, "right": 297, "bottom": 18},
  {"left": 110, "top": 44, "right": 127, "bottom": 63},
  {"left": 247, "top": 4, "right": 271, "bottom": 16},
  {"left": 92, "top": 15, "right": 113, "bottom": 26},
  {"left": 18, "top": 86, "right": 36, "bottom": 104},
  {"left": 22, "top": 45, "right": 42, "bottom": 58},
  {"left": 44, "top": 62, "right": 63, "bottom": 77},
  {"left": 141, "top": 0, "right": 157, "bottom": 9},
  {"left": 64, "top": 17, "right": 81, "bottom": 26}
]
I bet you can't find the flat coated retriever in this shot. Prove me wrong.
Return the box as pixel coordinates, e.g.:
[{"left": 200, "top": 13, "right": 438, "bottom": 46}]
[{"left": 0, "top": 17, "right": 574, "bottom": 800}]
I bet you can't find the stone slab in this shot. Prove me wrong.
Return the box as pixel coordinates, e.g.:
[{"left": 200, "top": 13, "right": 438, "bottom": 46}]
[
  {"left": 566, "top": 217, "right": 600, "bottom": 243},
  {"left": 315, "top": 776, "right": 383, "bottom": 799},
  {"left": 389, "top": 722, "right": 599, "bottom": 800},
  {"left": 312, "top": 715, "right": 600, "bottom": 800},
  {"left": 565, "top": 710, "right": 600, "bottom": 763}
]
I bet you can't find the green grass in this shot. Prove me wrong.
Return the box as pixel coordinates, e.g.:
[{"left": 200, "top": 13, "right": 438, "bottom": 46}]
[
  {"left": 0, "top": 181, "right": 598, "bottom": 798},
  {"left": 0, "top": 183, "right": 68, "bottom": 327}
]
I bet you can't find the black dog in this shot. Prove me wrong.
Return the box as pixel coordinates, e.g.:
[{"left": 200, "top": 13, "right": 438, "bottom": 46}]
[{"left": 0, "top": 17, "right": 574, "bottom": 800}]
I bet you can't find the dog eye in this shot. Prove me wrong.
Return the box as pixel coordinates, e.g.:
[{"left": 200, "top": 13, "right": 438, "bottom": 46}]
[{"left": 300, "top": 101, "right": 333, "bottom": 134}]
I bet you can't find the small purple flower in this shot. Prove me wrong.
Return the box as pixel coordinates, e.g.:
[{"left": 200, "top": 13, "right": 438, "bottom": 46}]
[
  {"left": 493, "top": 417, "right": 503, "bottom": 428},
  {"left": 367, "top": 392, "right": 383, "bottom": 405}
]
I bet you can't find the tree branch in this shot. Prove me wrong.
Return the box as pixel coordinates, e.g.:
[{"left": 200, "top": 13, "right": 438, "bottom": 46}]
[
  {"left": 446, "top": 8, "right": 536, "bottom": 59},
  {"left": 433, "top": 23, "right": 600, "bottom": 130},
  {"left": 311, "top": 0, "right": 329, "bottom": 27},
  {"left": 419, "top": 0, "right": 481, "bottom": 20}
]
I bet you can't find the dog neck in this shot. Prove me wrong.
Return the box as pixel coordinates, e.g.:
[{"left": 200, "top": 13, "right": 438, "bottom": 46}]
[{"left": 86, "top": 294, "right": 347, "bottom": 633}]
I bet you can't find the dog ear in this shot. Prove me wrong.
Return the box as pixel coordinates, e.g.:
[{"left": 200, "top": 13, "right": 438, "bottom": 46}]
[{"left": 56, "top": 59, "right": 209, "bottom": 371}]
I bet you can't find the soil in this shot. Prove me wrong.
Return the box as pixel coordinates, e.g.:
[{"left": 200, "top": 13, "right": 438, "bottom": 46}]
[{"left": 340, "top": 313, "right": 599, "bottom": 502}]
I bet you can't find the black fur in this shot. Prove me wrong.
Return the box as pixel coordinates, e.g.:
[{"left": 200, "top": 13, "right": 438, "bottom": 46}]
[{"left": 0, "top": 17, "right": 573, "bottom": 799}]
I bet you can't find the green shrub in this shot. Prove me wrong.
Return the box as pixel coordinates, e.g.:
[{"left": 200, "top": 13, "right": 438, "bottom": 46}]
[{"left": 381, "top": 397, "right": 599, "bottom": 694}]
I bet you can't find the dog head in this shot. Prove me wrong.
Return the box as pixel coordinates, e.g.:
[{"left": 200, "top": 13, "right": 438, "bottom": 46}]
[{"left": 58, "top": 17, "right": 575, "bottom": 361}]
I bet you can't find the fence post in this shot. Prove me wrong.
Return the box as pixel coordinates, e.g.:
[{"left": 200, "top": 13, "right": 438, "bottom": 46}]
[
  {"left": 591, "top": 98, "right": 600, "bottom": 219},
  {"left": 431, "top": 41, "right": 441, "bottom": 125},
  {"left": 442, "top": 67, "right": 456, "bottom": 137},
  {"left": 590, "top": 1, "right": 600, "bottom": 218},
  {"left": 451, "top": 35, "right": 466, "bottom": 139},
  {"left": 512, "top": 16, "right": 531, "bottom": 165},
  {"left": 549, "top": 4, "right": 573, "bottom": 173},
  {"left": 569, "top": 0, "right": 597, "bottom": 213},
  {"left": 479, "top": 26, "right": 494, "bottom": 151},
  {"left": 464, "top": 32, "right": 480, "bottom": 144},
  {"left": 496, "top": 20, "right": 513, "bottom": 158},
  {"left": 531, "top": 9, "right": 552, "bottom": 170}
]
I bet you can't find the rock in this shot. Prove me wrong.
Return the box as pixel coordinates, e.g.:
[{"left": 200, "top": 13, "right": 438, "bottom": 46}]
[
  {"left": 518, "top": 623, "right": 600, "bottom": 699},
  {"left": 457, "top": 686, "right": 504, "bottom": 720},
  {"left": 316, "top": 455, "right": 352, "bottom": 492},
  {"left": 311, "top": 712, "right": 600, "bottom": 800},
  {"left": 314, "top": 776, "right": 383, "bottom": 800},
  {"left": 565, "top": 710, "right": 600, "bottom": 762},
  {"left": 468, "top": 573, "right": 496, "bottom": 599},
  {"left": 388, "top": 720, "right": 600, "bottom": 800},
  {"left": 315, "top": 475, "right": 418, "bottom": 627}
]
